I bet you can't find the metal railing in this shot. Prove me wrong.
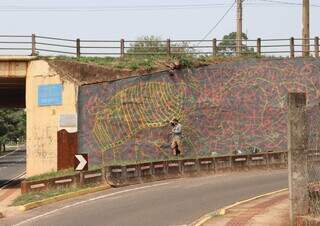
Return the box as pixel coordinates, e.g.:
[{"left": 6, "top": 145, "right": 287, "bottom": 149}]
[{"left": 0, "top": 34, "right": 319, "bottom": 58}]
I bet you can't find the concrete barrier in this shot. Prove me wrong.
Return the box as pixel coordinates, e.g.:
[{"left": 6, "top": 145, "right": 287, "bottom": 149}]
[{"left": 22, "top": 151, "right": 288, "bottom": 193}]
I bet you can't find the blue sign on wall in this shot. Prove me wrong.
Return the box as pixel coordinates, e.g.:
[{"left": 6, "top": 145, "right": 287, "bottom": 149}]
[{"left": 38, "top": 84, "right": 62, "bottom": 106}]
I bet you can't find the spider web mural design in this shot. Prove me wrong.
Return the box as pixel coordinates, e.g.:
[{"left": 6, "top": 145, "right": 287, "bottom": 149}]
[{"left": 78, "top": 58, "right": 320, "bottom": 164}]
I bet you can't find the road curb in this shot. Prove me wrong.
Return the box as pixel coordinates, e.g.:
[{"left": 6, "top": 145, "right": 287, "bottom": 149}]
[
  {"left": 189, "top": 188, "right": 288, "bottom": 226},
  {"left": 20, "top": 184, "right": 111, "bottom": 211}
]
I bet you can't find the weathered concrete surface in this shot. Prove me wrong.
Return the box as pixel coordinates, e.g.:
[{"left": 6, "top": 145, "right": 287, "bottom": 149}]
[
  {"left": 0, "top": 57, "right": 35, "bottom": 107},
  {"left": 26, "top": 60, "right": 78, "bottom": 176},
  {"left": 288, "top": 93, "right": 309, "bottom": 226}
]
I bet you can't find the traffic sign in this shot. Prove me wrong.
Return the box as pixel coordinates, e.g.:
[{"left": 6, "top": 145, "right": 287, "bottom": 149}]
[{"left": 74, "top": 154, "right": 88, "bottom": 171}]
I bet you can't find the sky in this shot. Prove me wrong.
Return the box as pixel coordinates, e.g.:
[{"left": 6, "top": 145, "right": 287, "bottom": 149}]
[{"left": 0, "top": 0, "right": 319, "bottom": 41}]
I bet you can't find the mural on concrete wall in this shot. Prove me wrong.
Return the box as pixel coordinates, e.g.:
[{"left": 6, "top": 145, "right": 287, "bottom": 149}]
[{"left": 78, "top": 58, "right": 320, "bottom": 164}]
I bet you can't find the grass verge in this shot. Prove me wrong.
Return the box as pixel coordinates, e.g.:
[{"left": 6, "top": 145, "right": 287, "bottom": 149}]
[
  {"left": 26, "top": 168, "right": 77, "bottom": 182},
  {"left": 11, "top": 183, "right": 100, "bottom": 206}
]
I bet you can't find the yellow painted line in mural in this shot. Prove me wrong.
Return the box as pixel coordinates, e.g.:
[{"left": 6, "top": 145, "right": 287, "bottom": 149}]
[
  {"left": 160, "top": 83, "right": 181, "bottom": 120},
  {"left": 140, "top": 83, "right": 153, "bottom": 126},
  {"left": 133, "top": 84, "right": 148, "bottom": 129},
  {"left": 112, "top": 91, "right": 130, "bottom": 139},
  {"left": 100, "top": 121, "right": 113, "bottom": 148},
  {"left": 150, "top": 82, "right": 169, "bottom": 126},
  {"left": 148, "top": 82, "right": 159, "bottom": 124},
  {"left": 158, "top": 83, "right": 172, "bottom": 123},
  {"left": 93, "top": 121, "right": 107, "bottom": 150},
  {"left": 120, "top": 90, "right": 134, "bottom": 136}
]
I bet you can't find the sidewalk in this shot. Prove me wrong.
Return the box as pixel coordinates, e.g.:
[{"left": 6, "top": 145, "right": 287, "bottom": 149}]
[
  {"left": 202, "top": 190, "right": 289, "bottom": 226},
  {"left": 0, "top": 181, "right": 22, "bottom": 218}
]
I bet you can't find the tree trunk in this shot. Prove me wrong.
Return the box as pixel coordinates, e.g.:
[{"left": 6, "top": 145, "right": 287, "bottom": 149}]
[{"left": 2, "top": 144, "right": 5, "bottom": 152}]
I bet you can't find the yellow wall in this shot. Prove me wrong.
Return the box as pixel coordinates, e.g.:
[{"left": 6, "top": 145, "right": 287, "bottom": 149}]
[{"left": 26, "top": 60, "right": 78, "bottom": 176}]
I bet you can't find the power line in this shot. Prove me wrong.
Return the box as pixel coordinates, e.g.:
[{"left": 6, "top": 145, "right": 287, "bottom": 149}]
[
  {"left": 198, "top": 1, "right": 237, "bottom": 44},
  {"left": 257, "top": 0, "right": 320, "bottom": 7},
  {"left": 0, "top": 3, "right": 240, "bottom": 12},
  {"left": 0, "top": 1, "right": 319, "bottom": 12}
]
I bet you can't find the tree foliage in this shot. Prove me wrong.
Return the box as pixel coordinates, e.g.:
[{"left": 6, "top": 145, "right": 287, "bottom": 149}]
[
  {"left": 127, "top": 35, "right": 166, "bottom": 55},
  {"left": 218, "top": 32, "right": 254, "bottom": 55},
  {"left": 0, "top": 108, "right": 25, "bottom": 151},
  {"left": 127, "top": 35, "right": 193, "bottom": 56}
]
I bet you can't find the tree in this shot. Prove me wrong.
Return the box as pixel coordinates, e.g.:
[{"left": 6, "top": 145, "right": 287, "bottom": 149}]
[
  {"left": 0, "top": 108, "right": 26, "bottom": 152},
  {"left": 127, "top": 35, "right": 166, "bottom": 55},
  {"left": 218, "top": 32, "right": 254, "bottom": 55},
  {"left": 127, "top": 35, "right": 193, "bottom": 56}
]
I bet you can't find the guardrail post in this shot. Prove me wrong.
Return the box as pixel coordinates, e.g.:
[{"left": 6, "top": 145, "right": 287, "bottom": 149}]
[
  {"left": 290, "top": 37, "right": 295, "bottom": 58},
  {"left": 288, "top": 92, "right": 309, "bottom": 226},
  {"left": 265, "top": 153, "right": 270, "bottom": 169},
  {"left": 31, "top": 33, "right": 36, "bottom": 56},
  {"left": 257, "top": 38, "right": 261, "bottom": 57},
  {"left": 195, "top": 159, "right": 200, "bottom": 174},
  {"left": 315, "top": 36, "right": 319, "bottom": 58},
  {"left": 21, "top": 181, "right": 28, "bottom": 194},
  {"left": 229, "top": 156, "right": 233, "bottom": 171},
  {"left": 246, "top": 154, "right": 251, "bottom": 169},
  {"left": 212, "top": 38, "right": 217, "bottom": 56},
  {"left": 179, "top": 159, "right": 183, "bottom": 174},
  {"left": 122, "top": 166, "right": 127, "bottom": 184},
  {"left": 76, "top": 38, "right": 81, "bottom": 58},
  {"left": 79, "top": 171, "right": 84, "bottom": 186},
  {"left": 166, "top": 38, "right": 171, "bottom": 56},
  {"left": 120, "top": 39, "right": 125, "bottom": 57}
]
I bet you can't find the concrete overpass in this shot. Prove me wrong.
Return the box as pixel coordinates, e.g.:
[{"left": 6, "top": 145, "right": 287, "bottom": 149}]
[
  {"left": 0, "top": 56, "right": 78, "bottom": 177},
  {"left": 0, "top": 56, "right": 37, "bottom": 108}
]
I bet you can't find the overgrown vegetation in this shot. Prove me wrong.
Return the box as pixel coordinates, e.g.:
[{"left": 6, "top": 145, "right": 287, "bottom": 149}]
[
  {"left": 49, "top": 33, "right": 261, "bottom": 74},
  {"left": 0, "top": 108, "right": 25, "bottom": 153}
]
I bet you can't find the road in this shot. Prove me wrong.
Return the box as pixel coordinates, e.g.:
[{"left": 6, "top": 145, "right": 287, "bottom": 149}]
[
  {"left": 1, "top": 169, "right": 287, "bottom": 226},
  {"left": 0, "top": 148, "right": 26, "bottom": 188}
]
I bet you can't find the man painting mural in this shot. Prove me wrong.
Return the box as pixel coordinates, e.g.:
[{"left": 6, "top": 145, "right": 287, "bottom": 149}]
[{"left": 170, "top": 118, "right": 183, "bottom": 156}]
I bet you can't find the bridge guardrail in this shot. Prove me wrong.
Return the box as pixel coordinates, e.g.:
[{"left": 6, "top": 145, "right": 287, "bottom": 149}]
[
  {"left": 0, "top": 34, "right": 319, "bottom": 58},
  {"left": 21, "top": 151, "right": 287, "bottom": 194}
]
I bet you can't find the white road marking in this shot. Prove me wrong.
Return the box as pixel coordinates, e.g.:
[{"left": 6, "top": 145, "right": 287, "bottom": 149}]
[
  {"left": 0, "top": 149, "right": 20, "bottom": 159},
  {"left": 0, "top": 171, "right": 26, "bottom": 190},
  {"left": 12, "top": 182, "right": 170, "bottom": 226}
]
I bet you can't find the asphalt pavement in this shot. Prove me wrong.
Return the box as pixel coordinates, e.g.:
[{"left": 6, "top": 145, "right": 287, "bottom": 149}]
[
  {"left": 1, "top": 169, "right": 288, "bottom": 226},
  {"left": 0, "top": 148, "right": 26, "bottom": 188}
]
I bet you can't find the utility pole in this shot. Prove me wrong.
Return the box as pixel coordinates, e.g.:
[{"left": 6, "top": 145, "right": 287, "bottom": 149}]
[
  {"left": 302, "top": 0, "right": 310, "bottom": 57},
  {"left": 236, "top": 0, "right": 243, "bottom": 56}
]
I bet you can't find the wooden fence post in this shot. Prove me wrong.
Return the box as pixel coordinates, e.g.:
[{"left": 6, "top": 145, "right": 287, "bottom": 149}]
[
  {"left": 31, "top": 33, "right": 36, "bottom": 56},
  {"left": 315, "top": 36, "right": 319, "bottom": 58},
  {"left": 290, "top": 37, "right": 295, "bottom": 58},
  {"left": 288, "top": 92, "right": 309, "bottom": 226},
  {"left": 212, "top": 38, "right": 217, "bottom": 56},
  {"left": 76, "top": 38, "right": 81, "bottom": 58},
  {"left": 257, "top": 38, "right": 261, "bottom": 57},
  {"left": 166, "top": 39, "right": 171, "bottom": 56},
  {"left": 120, "top": 39, "right": 125, "bottom": 57}
]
